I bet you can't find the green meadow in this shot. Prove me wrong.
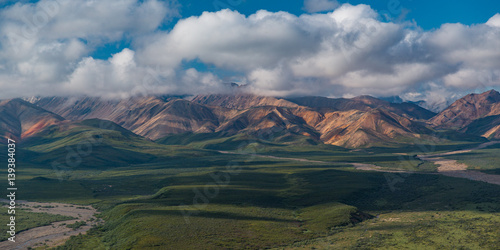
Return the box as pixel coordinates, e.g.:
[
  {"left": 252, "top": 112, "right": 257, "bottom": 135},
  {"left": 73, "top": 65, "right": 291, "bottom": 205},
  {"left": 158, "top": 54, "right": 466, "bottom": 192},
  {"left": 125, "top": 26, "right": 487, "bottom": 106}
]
[{"left": 1, "top": 128, "right": 499, "bottom": 249}]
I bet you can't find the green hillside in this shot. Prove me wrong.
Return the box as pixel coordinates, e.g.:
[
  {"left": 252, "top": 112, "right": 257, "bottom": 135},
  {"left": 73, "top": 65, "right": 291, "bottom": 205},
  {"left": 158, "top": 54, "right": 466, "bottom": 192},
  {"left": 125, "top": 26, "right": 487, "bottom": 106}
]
[{"left": 1, "top": 118, "right": 498, "bottom": 249}]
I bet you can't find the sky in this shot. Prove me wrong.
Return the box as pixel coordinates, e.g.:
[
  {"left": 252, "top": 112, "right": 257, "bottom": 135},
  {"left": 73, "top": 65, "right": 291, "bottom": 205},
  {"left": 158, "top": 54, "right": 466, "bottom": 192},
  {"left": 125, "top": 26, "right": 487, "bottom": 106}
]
[{"left": 0, "top": 0, "right": 500, "bottom": 110}]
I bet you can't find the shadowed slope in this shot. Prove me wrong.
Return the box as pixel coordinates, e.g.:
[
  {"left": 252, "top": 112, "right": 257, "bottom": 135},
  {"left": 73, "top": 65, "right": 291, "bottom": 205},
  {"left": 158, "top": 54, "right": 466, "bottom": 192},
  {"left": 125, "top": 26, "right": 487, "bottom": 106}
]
[{"left": 0, "top": 98, "right": 65, "bottom": 142}]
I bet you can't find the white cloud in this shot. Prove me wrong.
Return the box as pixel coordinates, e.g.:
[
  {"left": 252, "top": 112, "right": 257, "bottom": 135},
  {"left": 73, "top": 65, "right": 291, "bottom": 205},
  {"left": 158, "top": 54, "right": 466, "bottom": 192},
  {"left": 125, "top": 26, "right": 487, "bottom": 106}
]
[
  {"left": 486, "top": 13, "right": 500, "bottom": 27},
  {"left": 402, "top": 83, "right": 462, "bottom": 112},
  {"left": 303, "top": 0, "right": 339, "bottom": 13},
  {"left": 0, "top": 0, "right": 177, "bottom": 98},
  {"left": 137, "top": 7, "right": 499, "bottom": 99},
  {"left": 137, "top": 9, "right": 316, "bottom": 71},
  {"left": 1, "top": 0, "right": 175, "bottom": 42},
  {"left": 0, "top": 2, "right": 499, "bottom": 107},
  {"left": 62, "top": 49, "right": 226, "bottom": 98}
]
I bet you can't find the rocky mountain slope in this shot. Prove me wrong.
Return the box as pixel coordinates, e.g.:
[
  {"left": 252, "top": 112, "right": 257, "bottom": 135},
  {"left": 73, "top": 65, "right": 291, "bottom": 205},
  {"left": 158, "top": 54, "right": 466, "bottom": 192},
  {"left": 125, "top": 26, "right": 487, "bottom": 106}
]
[
  {"left": 0, "top": 99, "right": 64, "bottom": 141},
  {"left": 287, "top": 95, "right": 436, "bottom": 120},
  {"left": 431, "top": 89, "right": 500, "bottom": 128},
  {"left": 3, "top": 90, "right": 496, "bottom": 147},
  {"left": 430, "top": 89, "right": 500, "bottom": 139},
  {"left": 32, "top": 96, "right": 221, "bottom": 139},
  {"left": 460, "top": 114, "right": 500, "bottom": 139},
  {"left": 25, "top": 94, "right": 438, "bottom": 147},
  {"left": 192, "top": 94, "right": 299, "bottom": 110}
]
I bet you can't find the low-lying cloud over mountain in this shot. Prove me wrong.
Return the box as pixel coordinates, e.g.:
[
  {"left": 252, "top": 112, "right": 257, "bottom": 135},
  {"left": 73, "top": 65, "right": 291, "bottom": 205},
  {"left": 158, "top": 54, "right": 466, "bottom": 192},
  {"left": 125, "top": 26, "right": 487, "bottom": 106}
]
[{"left": 0, "top": 1, "right": 499, "bottom": 105}]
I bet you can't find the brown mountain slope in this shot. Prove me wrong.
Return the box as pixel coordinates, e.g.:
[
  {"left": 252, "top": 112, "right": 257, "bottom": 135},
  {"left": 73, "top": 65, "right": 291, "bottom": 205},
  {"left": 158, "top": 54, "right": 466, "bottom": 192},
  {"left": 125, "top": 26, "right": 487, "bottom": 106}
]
[
  {"left": 192, "top": 94, "right": 299, "bottom": 110},
  {"left": 460, "top": 114, "right": 500, "bottom": 139},
  {"left": 31, "top": 94, "right": 441, "bottom": 148},
  {"left": 484, "top": 125, "right": 500, "bottom": 139},
  {"left": 431, "top": 89, "right": 500, "bottom": 128},
  {"left": 0, "top": 99, "right": 64, "bottom": 141},
  {"left": 31, "top": 96, "right": 122, "bottom": 121},
  {"left": 286, "top": 96, "right": 436, "bottom": 120},
  {"left": 315, "top": 108, "right": 432, "bottom": 148},
  {"left": 190, "top": 94, "right": 436, "bottom": 147},
  {"left": 34, "top": 97, "right": 220, "bottom": 140},
  {"left": 129, "top": 99, "right": 220, "bottom": 139},
  {"left": 216, "top": 106, "right": 320, "bottom": 140},
  {"left": 193, "top": 94, "right": 436, "bottom": 120}
]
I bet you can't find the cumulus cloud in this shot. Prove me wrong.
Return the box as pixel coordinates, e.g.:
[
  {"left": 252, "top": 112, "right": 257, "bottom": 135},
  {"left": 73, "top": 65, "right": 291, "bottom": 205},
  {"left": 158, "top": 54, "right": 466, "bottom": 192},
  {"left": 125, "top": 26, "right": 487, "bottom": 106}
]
[
  {"left": 0, "top": 1, "right": 499, "bottom": 109},
  {"left": 0, "top": 0, "right": 177, "bottom": 98},
  {"left": 486, "top": 13, "right": 500, "bottom": 27},
  {"left": 303, "top": 0, "right": 339, "bottom": 13},
  {"left": 2, "top": 0, "right": 175, "bottom": 42},
  {"left": 136, "top": 4, "right": 500, "bottom": 99},
  {"left": 57, "top": 48, "right": 227, "bottom": 98},
  {"left": 137, "top": 9, "right": 317, "bottom": 71}
]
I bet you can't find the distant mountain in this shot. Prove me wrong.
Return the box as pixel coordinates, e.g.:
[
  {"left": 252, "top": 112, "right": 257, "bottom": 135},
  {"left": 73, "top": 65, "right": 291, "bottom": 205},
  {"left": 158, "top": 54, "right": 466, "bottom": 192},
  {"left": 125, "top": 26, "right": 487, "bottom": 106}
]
[
  {"left": 193, "top": 94, "right": 299, "bottom": 110},
  {"left": 312, "top": 108, "right": 433, "bottom": 148},
  {"left": 286, "top": 95, "right": 436, "bottom": 120},
  {"left": 379, "top": 96, "right": 403, "bottom": 103},
  {"left": 216, "top": 105, "right": 320, "bottom": 139},
  {"left": 431, "top": 90, "right": 500, "bottom": 129},
  {"left": 407, "top": 99, "right": 453, "bottom": 113},
  {"left": 0, "top": 99, "right": 64, "bottom": 142},
  {"left": 5, "top": 92, "right": 491, "bottom": 148},
  {"left": 186, "top": 94, "right": 437, "bottom": 147},
  {"left": 33, "top": 96, "right": 220, "bottom": 140}
]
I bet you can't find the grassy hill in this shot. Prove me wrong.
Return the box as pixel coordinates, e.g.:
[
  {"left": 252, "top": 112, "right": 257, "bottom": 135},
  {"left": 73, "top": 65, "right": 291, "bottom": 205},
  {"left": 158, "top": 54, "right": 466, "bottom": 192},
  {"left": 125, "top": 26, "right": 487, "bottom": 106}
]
[
  {"left": 1, "top": 115, "right": 499, "bottom": 249},
  {"left": 52, "top": 151, "right": 500, "bottom": 249},
  {"left": 20, "top": 119, "right": 217, "bottom": 169}
]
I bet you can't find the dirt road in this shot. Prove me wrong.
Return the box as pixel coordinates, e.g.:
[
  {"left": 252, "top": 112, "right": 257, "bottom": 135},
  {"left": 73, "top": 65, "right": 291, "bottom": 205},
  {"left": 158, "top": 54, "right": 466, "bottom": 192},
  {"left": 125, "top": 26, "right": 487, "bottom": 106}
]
[
  {"left": 418, "top": 141, "right": 500, "bottom": 186},
  {"left": 0, "top": 200, "right": 99, "bottom": 250}
]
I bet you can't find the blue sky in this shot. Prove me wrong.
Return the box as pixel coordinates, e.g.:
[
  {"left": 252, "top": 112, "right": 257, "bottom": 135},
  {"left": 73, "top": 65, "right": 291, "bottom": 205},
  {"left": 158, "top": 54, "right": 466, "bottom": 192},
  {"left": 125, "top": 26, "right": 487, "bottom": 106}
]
[
  {"left": 0, "top": 0, "right": 499, "bottom": 111},
  {"left": 177, "top": 0, "right": 500, "bottom": 29}
]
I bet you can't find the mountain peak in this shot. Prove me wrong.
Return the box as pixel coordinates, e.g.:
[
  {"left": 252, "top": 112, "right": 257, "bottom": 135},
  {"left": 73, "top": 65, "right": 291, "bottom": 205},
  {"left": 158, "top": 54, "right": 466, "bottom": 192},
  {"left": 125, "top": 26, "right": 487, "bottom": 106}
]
[
  {"left": 481, "top": 89, "right": 500, "bottom": 99},
  {"left": 483, "top": 89, "right": 499, "bottom": 94},
  {"left": 431, "top": 89, "right": 500, "bottom": 128},
  {"left": 467, "top": 89, "right": 500, "bottom": 98}
]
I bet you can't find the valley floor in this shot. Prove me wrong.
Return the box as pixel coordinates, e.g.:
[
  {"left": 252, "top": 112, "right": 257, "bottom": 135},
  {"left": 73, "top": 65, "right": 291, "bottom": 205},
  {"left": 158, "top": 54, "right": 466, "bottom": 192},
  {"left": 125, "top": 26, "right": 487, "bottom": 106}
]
[
  {"left": 0, "top": 200, "right": 98, "bottom": 249},
  {"left": 219, "top": 141, "right": 500, "bottom": 186},
  {"left": 419, "top": 141, "right": 500, "bottom": 186},
  {"left": 3, "top": 140, "right": 500, "bottom": 249}
]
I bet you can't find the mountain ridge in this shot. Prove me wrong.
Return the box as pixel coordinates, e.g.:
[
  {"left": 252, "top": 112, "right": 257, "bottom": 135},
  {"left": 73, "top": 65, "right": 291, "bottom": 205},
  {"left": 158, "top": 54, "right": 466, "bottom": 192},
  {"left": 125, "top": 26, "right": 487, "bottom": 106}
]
[
  {"left": 26, "top": 94, "right": 439, "bottom": 147},
  {"left": 431, "top": 89, "right": 500, "bottom": 129},
  {"left": 2, "top": 90, "right": 497, "bottom": 148},
  {"left": 0, "top": 98, "right": 65, "bottom": 141}
]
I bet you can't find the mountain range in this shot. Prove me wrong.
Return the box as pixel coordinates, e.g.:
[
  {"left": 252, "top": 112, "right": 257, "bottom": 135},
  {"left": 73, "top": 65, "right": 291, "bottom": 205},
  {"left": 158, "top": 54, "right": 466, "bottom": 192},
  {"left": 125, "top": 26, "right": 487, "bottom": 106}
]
[
  {"left": 1, "top": 89, "right": 498, "bottom": 148},
  {"left": 430, "top": 89, "right": 500, "bottom": 140}
]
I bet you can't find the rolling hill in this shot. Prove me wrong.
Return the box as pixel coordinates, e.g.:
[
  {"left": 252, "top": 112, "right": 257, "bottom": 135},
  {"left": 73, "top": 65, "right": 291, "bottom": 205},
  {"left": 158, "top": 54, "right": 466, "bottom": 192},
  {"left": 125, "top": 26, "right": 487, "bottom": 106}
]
[{"left": 19, "top": 119, "right": 159, "bottom": 168}]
